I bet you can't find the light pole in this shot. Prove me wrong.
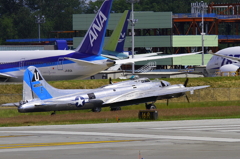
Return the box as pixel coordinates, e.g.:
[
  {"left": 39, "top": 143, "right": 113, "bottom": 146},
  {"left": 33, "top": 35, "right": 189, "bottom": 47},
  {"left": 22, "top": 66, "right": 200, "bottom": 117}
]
[
  {"left": 126, "top": 0, "right": 139, "bottom": 74},
  {"left": 200, "top": 1, "right": 206, "bottom": 65},
  {"left": 35, "top": 15, "right": 46, "bottom": 43}
]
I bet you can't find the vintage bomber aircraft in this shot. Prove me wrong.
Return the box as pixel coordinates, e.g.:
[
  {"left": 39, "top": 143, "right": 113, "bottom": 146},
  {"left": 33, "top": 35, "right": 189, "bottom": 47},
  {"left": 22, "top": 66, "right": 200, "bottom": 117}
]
[{"left": 17, "top": 66, "right": 209, "bottom": 114}]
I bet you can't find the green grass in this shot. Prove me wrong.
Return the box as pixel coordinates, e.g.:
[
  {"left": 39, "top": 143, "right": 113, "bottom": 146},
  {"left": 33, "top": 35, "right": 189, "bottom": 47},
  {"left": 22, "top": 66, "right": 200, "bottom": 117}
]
[
  {"left": 1, "top": 76, "right": 240, "bottom": 126},
  {"left": 1, "top": 101, "right": 240, "bottom": 127},
  {"left": 1, "top": 76, "right": 240, "bottom": 94}
]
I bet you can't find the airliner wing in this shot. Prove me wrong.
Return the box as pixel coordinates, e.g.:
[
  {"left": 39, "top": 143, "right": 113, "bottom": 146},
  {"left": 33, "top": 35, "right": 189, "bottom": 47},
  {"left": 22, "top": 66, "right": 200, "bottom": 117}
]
[
  {"left": 65, "top": 57, "right": 100, "bottom": 66},
  {"left": 115, "top": 52, "right": 202, "bottom": 65},
  {"left": 132, "top": 52, "right": 163, "bottom": 58},
  {"left": 209, "top": 52, "right": 240, "bottom": 62}
]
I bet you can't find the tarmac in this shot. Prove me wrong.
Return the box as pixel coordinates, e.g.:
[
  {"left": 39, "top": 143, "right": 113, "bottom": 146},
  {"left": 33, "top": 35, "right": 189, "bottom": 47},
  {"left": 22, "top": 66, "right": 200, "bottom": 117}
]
[{"left": 1, "top": 119, "right": 240, "bottom": 159}]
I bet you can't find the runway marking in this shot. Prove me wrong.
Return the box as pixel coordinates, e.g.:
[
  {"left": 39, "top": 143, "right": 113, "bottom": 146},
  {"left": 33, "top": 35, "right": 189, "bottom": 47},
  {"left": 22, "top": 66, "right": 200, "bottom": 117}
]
[
  {"left": 0, "top": 135, "right": 29, "bottom": 138},
  {"left": 2, "top": 130, "right": 240, "bottom": 143},
  {"left": 149, "top": 125, "right": 240, "bottom": 130},
  {"left": 0, "top": 140, "right": 136, "bottom": 149}
]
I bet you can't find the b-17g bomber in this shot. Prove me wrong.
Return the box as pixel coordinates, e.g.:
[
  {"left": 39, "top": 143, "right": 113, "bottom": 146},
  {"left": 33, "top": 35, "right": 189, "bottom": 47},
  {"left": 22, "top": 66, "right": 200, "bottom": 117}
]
[{"left": 17, "top": 66, "right": 209, "bottom": 114}]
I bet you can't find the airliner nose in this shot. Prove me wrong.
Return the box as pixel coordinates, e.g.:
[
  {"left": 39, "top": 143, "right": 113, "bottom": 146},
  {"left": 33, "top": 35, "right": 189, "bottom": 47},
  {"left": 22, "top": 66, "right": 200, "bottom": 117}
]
[{"left": 106, "top": 59, "right": 116, "bottom": 67}]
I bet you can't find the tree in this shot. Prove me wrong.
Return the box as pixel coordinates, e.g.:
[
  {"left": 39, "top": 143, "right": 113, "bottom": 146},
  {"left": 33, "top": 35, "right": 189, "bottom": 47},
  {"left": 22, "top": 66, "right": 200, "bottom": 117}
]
[{"left": 0, "top": 15, "right": 18, "bottom": 43}]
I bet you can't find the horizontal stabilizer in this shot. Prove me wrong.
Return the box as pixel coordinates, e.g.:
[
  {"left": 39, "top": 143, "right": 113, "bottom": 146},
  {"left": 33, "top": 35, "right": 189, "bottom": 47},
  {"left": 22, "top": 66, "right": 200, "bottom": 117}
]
[
  {"left": 1, "top": 102, "right": 19, "bottom": 107},
  {"left": 102, "top": 54, "right": 120, "bottom": 60},
  {"left": 0, "top": 72, "right": 18, "bottom": 79},
  {"left": 65, "top": 57, "right": 99, "bottom": 66}
]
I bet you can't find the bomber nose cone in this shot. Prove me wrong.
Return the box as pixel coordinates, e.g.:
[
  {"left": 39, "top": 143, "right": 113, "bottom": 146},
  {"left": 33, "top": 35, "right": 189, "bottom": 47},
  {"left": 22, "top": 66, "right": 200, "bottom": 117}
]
[
  {"left": 106, "top": 59, "right": 116, "bottom": 67},
  {"left": 18, "top": 106, "right": 25, "bottom": 113}
]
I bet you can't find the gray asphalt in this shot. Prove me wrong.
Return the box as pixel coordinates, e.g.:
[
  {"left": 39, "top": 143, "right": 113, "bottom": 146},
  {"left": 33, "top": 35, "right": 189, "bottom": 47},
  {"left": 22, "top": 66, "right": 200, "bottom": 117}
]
[{"left": 1, "top": 119, "right": 240, "bottom": 159}]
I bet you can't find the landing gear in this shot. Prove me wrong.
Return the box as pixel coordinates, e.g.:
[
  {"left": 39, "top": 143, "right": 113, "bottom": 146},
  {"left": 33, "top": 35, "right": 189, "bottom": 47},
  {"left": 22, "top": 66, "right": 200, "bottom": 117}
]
[
  {"left": 51, "top": 111, "right": 56, "bottom": 115},
  {"left": 145, "top": 103, "right": 156, "bottom": 110},
  {"left": 110, "top": 107, "right": 121, "bottom": 111},
  {"left": 92, "top": 107, "right": 101, "bottom": 112}
]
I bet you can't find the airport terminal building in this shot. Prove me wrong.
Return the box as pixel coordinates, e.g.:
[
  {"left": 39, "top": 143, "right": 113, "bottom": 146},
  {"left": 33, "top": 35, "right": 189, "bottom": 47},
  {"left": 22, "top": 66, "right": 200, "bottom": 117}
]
[
  {"left": 72, "top": 3, "right": 240, "bottom": 68},
  {"left": 73, "top": 11, "right": 215, "bottom": 67}
]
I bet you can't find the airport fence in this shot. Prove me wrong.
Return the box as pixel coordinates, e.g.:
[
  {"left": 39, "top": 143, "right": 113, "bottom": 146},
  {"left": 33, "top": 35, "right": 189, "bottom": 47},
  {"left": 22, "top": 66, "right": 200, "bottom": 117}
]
[{"left": 0, "top": 88, "right": 239, "bottom": 105}]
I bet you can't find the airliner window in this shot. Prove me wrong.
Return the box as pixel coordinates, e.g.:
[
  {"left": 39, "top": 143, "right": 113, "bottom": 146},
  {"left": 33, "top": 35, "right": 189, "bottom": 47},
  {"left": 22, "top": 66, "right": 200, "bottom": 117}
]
[{"left": 87, "top": 93, "right": 96, "bottom": 99}]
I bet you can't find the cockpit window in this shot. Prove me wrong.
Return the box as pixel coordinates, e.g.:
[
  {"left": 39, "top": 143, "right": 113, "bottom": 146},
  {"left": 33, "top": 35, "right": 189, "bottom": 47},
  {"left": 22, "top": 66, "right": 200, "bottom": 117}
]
[
  {"left": 141, "top": 79, "right": 150, "bottom": 83},
  {"left": 160, "top": 80, "right": 169, "bottom": 87},
  {"left": 161, "top": 81, "right": 166, "bottom": 87},
  {"left": 134, "top": 78, "right": 150, "bottom": 83}
]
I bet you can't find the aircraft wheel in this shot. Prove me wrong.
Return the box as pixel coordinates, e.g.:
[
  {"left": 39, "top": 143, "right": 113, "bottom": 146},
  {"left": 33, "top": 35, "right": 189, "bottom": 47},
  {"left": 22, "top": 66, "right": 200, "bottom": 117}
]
[
  {"left": 51, "top": 111, "right": 56, "bottom": 115},
  {"left": 92, "top": 107, "right": 101, "bottom": 112},
  {"left": 149, "top": 105, "right": 156, "bottom": 109},
  {"left": 110, "top": 107, "right": 121, "bottom": 111},
  {"left": 145, "top": 104, "right": 156, "bottom": 110}
]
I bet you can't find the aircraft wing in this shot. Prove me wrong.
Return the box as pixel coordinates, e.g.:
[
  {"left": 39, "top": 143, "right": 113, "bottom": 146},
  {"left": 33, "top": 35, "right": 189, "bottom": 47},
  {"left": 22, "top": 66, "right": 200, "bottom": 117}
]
[
  {"left": 209, "top": 52, "right": 240, "bottom": 62},
  {"left": 64, "top": 57, "right": 100, "bottom": 66},
  {"left": 101, "top": 54, "right": 120, "bottom": 60},
  {"left": 103, "top": 85, "right": 209, "bottom": 105},
  {"left": 107, "top": 64, "right": 122, "bottom": 71},
  {"left": 132, "top": 52, "right": 163, "bottom": 58},
  {"left": 0, "top": 72, "right": 18, "bottom": 79},
  {"left": 115, "top": 52, "right": 202, "bottom": 65}
]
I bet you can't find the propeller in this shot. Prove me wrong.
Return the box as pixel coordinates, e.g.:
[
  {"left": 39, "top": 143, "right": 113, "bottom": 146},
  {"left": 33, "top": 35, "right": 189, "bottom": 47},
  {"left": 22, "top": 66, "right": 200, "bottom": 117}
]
[
  {"left": 184, "top": 78, "right": 190, "bottom": 103},
  {"left": 184, "top": 78, "right": 189, "bottom": 87},
  {"left": 166, "top": 78, "right": 190, "bottom": 105},
  {"left": 109, "top": 77, "right": 113, "bottom": 84}
]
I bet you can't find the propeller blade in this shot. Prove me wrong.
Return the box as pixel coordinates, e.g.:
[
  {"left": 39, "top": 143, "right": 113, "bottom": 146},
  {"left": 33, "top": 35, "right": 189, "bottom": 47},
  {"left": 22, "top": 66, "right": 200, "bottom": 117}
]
[
  {"left": 184, "top": 78, "right": 189, "bottom": 87},
  {"left": 109, "top": 77, "right": 113, "bottom": 84},
  {"left": 185, "top": 95, "right": 190, "bottom": 103},
  {"left": 167, "top": 99, "right": 169, "bottom": 105}
]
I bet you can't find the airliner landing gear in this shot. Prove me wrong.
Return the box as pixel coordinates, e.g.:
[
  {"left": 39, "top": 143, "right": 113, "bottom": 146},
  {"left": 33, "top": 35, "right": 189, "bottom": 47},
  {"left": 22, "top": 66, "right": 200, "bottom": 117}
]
[
  {"left": 145, "top": 103, "right": 156, "bottom": 110},
  {"left": 110, "top": 107, "right": 121, "bottom": 111},
  {"left": 92, "top": 107, "right": 101, "bottom": 112}
]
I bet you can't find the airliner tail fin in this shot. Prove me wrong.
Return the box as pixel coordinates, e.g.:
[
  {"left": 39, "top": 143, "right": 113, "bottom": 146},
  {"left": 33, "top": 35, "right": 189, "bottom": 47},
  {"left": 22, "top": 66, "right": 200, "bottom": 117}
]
[{"left": 75, "top": 0, "right": 113, "bottom": 56}]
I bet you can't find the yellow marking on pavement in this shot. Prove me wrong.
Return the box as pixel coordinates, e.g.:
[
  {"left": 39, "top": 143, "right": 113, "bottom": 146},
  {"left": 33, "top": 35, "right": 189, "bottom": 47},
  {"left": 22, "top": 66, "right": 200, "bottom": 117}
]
[
  {"left": 0, "top": 140, "right": 136, "bottom": 149},
  {"left": 0, "top": 135, "right": 29, "bottom": 138}
]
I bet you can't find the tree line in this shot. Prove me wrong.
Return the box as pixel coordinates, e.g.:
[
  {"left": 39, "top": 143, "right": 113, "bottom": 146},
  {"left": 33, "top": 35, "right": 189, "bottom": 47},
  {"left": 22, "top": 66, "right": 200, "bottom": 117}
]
[{"left": 0, "top": 0, "right": 237, "bottom": 44}]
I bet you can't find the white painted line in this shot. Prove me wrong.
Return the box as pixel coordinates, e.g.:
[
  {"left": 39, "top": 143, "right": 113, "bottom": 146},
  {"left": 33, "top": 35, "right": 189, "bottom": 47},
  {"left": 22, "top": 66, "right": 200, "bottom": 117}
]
[
  {"left": 149, "top": 124, "right": 240, "bottom": 130},
  {"left": 1, "top": 131, "right": 240, "bottom": 143}
]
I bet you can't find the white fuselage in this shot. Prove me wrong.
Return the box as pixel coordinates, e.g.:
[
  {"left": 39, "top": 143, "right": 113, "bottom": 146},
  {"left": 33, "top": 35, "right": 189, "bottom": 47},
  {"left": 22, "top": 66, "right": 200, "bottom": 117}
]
[
  {"left": 0, "top": 50, "right": 110, "bottom": 82},
  {"left": 206, "top": 46, "right": 240, "bottom": 76}
]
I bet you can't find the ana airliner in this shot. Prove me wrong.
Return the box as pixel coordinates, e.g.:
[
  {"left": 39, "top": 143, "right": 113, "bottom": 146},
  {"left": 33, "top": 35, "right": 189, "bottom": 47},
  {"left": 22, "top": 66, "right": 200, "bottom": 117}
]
[
  {"left": 206, "top": 46, "right": 240, "bottom": 76},
  {"left": 0, "top": 0, "right": 200, "bottom": 82}
]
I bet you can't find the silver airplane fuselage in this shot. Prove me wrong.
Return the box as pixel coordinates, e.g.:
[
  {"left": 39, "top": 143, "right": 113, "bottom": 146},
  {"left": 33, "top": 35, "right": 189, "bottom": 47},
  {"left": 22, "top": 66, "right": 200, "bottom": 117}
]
[{"left": 19, "top": 78, "right": 185, "bottom": 112}]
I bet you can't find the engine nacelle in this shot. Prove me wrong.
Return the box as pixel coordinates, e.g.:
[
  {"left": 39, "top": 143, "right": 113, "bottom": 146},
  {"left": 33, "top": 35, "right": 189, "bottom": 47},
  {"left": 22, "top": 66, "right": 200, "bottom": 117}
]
[{"left": 219, "top": 64, "right": 240, "bottom": 76}]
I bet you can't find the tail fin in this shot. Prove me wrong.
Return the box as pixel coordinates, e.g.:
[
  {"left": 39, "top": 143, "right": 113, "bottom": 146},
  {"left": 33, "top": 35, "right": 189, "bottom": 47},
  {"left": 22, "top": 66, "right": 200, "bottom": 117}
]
[
  {"left": 74, "top": 0, "right": 113, "bottom": 55},
  {"left": 23, "top": 66, "right": 57, "bottom": 101},
  {"left": 104, "top": 10, "right": 131, "bottom": 52}
]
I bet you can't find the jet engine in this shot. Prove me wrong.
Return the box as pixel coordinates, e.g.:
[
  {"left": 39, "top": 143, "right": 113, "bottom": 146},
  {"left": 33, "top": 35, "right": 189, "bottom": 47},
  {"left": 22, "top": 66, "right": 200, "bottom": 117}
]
[{"left": 219, "top": 64, "right": 240, "bottom": 76}]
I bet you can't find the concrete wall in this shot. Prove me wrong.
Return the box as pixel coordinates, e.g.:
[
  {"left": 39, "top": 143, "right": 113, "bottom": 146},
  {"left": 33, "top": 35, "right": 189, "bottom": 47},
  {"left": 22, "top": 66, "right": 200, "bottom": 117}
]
[
  {"left": 173, "top": 35, "right": 218, "bottom": 47},
  {"left": 73, "top": 12, "right": 172, "bottom": 30}
]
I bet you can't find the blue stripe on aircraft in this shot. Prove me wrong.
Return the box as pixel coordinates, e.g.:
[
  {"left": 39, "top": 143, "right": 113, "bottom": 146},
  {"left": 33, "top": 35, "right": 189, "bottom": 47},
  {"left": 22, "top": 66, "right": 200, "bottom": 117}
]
[
  {"left": 24, "top": 68, "right": 52, "bottom": 100},
  {"left": 0, "top": 52, "right": 107, "bottom": 73},
  {"left": 31, "top": 81, "right": 53, "bottom": 100}
]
